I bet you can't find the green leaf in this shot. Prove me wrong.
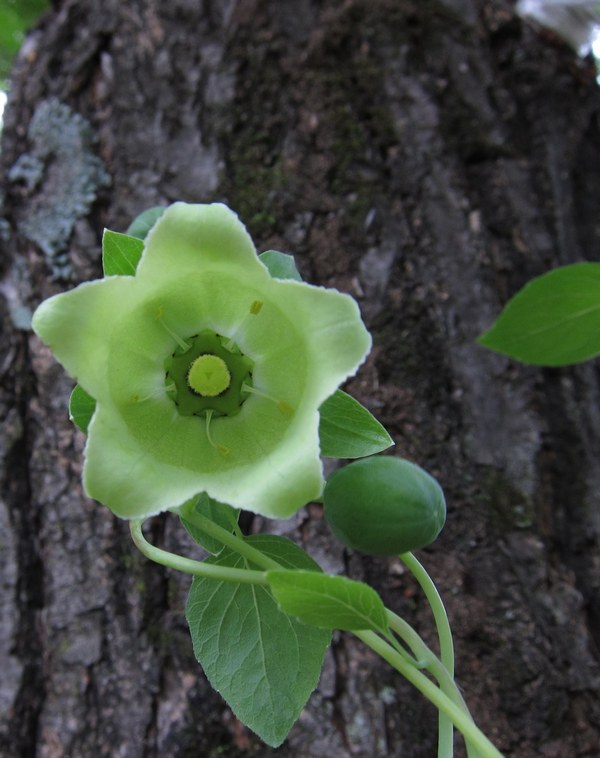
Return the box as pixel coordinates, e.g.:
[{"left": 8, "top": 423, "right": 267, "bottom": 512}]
[
  {"left": 0, "top": 1, "right": 48, "bottom": 55},
  {"left": 478, "top": 263, "right": 600, "bottom": 366},
  {"left": 186, "top": 535, "right": 330, "bottom": 747},
  {"left": 102, "top": 230, "right": 144, "bottom": 276},
  {"left": 319, "top": 389, "right": 393, "bottom": 458},
  {"left": 259, "top": 250, "right": 303, "bottom": 281},
  {"left": 126, "top": 206, "right": 166, "bottom": 240},
  {"left": 68, "top": 384, "right": 96, "bottom": 433},
  {"left": 0, "top": 1, "right": 49, "bottom": 82},
  {"left": 268, "top": 570, "right": 389, "bottom": 634},
  {"left": 0, "top": 7, "right": 24, "bottom": 57},
  {"left": 179, "top": 492, "right": 239, "bottom": 554}
]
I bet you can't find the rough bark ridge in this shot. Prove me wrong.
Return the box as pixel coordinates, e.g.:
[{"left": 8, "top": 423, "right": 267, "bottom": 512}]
[{"left": 1, "top": 0, "right": 600, "bottom": 755}]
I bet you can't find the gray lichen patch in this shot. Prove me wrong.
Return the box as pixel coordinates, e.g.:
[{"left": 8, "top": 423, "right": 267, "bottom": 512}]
[{"left": 8, "top": 98, "right": 111, "bottom": 278}]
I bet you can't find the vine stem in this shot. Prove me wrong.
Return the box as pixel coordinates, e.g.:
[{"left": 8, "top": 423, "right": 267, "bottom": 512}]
[
  {"left": 180, "top": 508, "right": 282, "bottom": 570},
  {"left": 399, "top": 551, "right": 456, "bottom": 757},
  {"left": 387, "top": 610, "right": 478, "bottom": 758},
  {"left": 129, "top": 519, "right": 269, "bottom": 585},
  {"left": 386, "top": 611, "right": 471, "bottom": 715},
  {"left": 399, "top": 552, "right": 455, "bottom": 676},
  {"left": 130, "top": 516, "right": 499, "bottom": 756},
  {"left": 355, "top": 630, "right": 503, "bottom": 758}
]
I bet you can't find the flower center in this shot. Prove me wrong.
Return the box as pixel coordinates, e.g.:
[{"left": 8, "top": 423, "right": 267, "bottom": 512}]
[
  {"left": 165, "top": 329, "right": 253, "bottom": 418},
  {"left": 187, "top": 354, "right": 231, "bottom": 397}
]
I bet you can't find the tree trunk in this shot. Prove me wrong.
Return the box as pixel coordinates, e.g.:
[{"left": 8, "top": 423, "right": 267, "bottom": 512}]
[{"left": 2, "top": 0, "right": 600, "bottom": 755}]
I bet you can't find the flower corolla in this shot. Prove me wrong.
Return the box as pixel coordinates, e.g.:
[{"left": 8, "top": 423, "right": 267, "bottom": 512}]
[{"left": 32, "top": 203, "right": 371, "bottom": 518}]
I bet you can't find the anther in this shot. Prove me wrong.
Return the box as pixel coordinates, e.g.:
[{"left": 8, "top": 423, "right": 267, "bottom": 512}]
[
  {"left": 155, "top": 306, "right": 190, "bottom": 352},
  {"left": 241, "top": 383, "right": 293, "bottom": 415},
  {"left": 205, "top": 410, "right": 230, "bottom": 458},
  {"left": 128, "top": 382, "right": 176, "bottom": 404},
  {"left": 224, "top": 300, "right": 264, "bottom": 350}
]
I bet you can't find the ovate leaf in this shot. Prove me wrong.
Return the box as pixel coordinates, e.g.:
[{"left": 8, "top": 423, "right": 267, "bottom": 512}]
[
  {"left": 319, "top": 389, "right": 393, "bottom": 458},
  {"left": 478, "top": 262, "right": 600, "bottom": 366},
  {"left": 102, "top": 230, "right": 144, "bottom": 276},
  {"left": 68, "top": 384, "right": 96, "bottom": 433},
  {"left": 259, "top": 250, "right": 303, "bottom": 281},
  {"left": 268, "top": 570, "right": 389, "bottom": 634},
  {"left": 186, "top": 535, "right": 330, "bottom": 747},
  {"left": 126, "top": 206, "right": 166, "bottom": 240},
  {"left": 179, "top": 493, "right": 239, "bottom": 554}
]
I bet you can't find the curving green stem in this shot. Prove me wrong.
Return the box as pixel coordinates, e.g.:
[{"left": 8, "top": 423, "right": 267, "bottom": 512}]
[
  {"left": 355, "top": 630, "right": 503, "bottom": 758},
  {"left": 387, "top": 611, "right": 471, "bottom": 713},
  {"left": 131, "top": 515, "right": 494, "bottom": 756},
  {"left": 387, "top": 609, "right": 478, "bottom": 758},
  {"left": 129, "top": 519, "right": 269, "bottom": 585},
  {"left": 399, "top": 552, "right": 454, "bottom": 677},
  {"left": 179, "top": 509, "right": 282, "bottom": 570},
  {"left": 399, "top": 551, "right": 456, "bottom": 757}
]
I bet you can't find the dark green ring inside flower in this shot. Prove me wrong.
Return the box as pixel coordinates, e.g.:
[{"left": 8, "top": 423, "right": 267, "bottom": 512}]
[{"left": 165, "top": 330, "right": 253, "bottom": 417}]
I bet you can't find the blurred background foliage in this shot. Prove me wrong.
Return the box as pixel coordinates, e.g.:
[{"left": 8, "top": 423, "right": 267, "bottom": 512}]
[{"left": 0, "top": 0, "right": 49, "bottom": 88}]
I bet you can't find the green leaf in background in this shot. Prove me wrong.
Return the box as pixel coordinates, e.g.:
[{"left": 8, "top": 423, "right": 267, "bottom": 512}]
[
  {"left": 259, "top": 250, "right": 303, "bottom": 281},
  {"left": 478, "top": 262, "right": 600, "bottom": 366},
  {"left": 126, "top": 206, "right": 166, "bottom": 240},
  {"left": 0, "top": 0, "right": 49, "bottom": 83},
  {"left": 68, "top": 384, "right": 96, "bottom": 433},
  {"left": 0, "top": 5, "right": 25, "bottom": 58},
  {"left": 268, "top": 570, "right": 389, "bottom": 634},
  {"left": 186, "top": 535, "right": 330, "bottom": 747},
  {"left": 319, "top": 389, "right": 394, "bottom": 458},
  {"left": 179, "top": 492, "right": 239, "bottom": 555},
  {"left": 102, "top": 230, "right": 144, "bottom": 276}
]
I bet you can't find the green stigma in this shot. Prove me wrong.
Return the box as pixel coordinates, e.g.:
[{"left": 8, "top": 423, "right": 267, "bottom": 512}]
[{"left": 188, "top": 354, "right": 231, "bottom": 397}]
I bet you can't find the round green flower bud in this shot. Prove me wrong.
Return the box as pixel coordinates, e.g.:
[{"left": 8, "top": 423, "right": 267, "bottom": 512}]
[{"left": 323, "top": 456, "right": 446, "bottom": 556}]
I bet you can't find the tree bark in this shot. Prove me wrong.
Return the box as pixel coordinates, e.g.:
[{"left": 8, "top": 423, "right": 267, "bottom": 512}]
[{"left": 1, "top": 0, "right": 600, "bottom": 755}]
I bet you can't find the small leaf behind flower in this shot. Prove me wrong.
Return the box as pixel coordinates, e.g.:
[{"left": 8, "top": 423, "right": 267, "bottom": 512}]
[
  {"left": 268, "top": 570, "right": 389, "bottom": 634},
  {"left": 102, "top": 230, "right": 144, "bottom": 276},
  {"left": 69, "top": 384, "right": 96, "bottom": 433},
  {"left": 319, "top": 389, "right": 393, "bottom": 458},
  {"left": 179, "top": 492, "right": 239, "bottom": 554},
  {"left": 478, "top": 262, "right": 600, "bottom": 366},
  {"left": 186, "top": 535, "right": 330, "bottom": 747},
  {"left": 259, "top": 250, "right": 303, "bottom": 281},
  {"left": 126, "top": 206, "right": 166, "bottom": 240}
]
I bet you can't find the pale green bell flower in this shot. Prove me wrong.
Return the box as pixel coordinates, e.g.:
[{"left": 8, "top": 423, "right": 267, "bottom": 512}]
[{"left": 32, "top": 203, "right": 371, "bottom": 519}]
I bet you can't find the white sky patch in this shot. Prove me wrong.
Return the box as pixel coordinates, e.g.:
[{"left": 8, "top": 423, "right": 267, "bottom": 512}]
[
  {"left": 518, "top": 0, "right": 600, "bottom": 55},
  {"left": 0, "top": 91, "right": 7, "bottom": 125},
  {"left": 593, "top": 26, "right": 600, "bottom": 56},
  {"left": 592, "top": 26, "right": 600, "bottom": 83}
]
